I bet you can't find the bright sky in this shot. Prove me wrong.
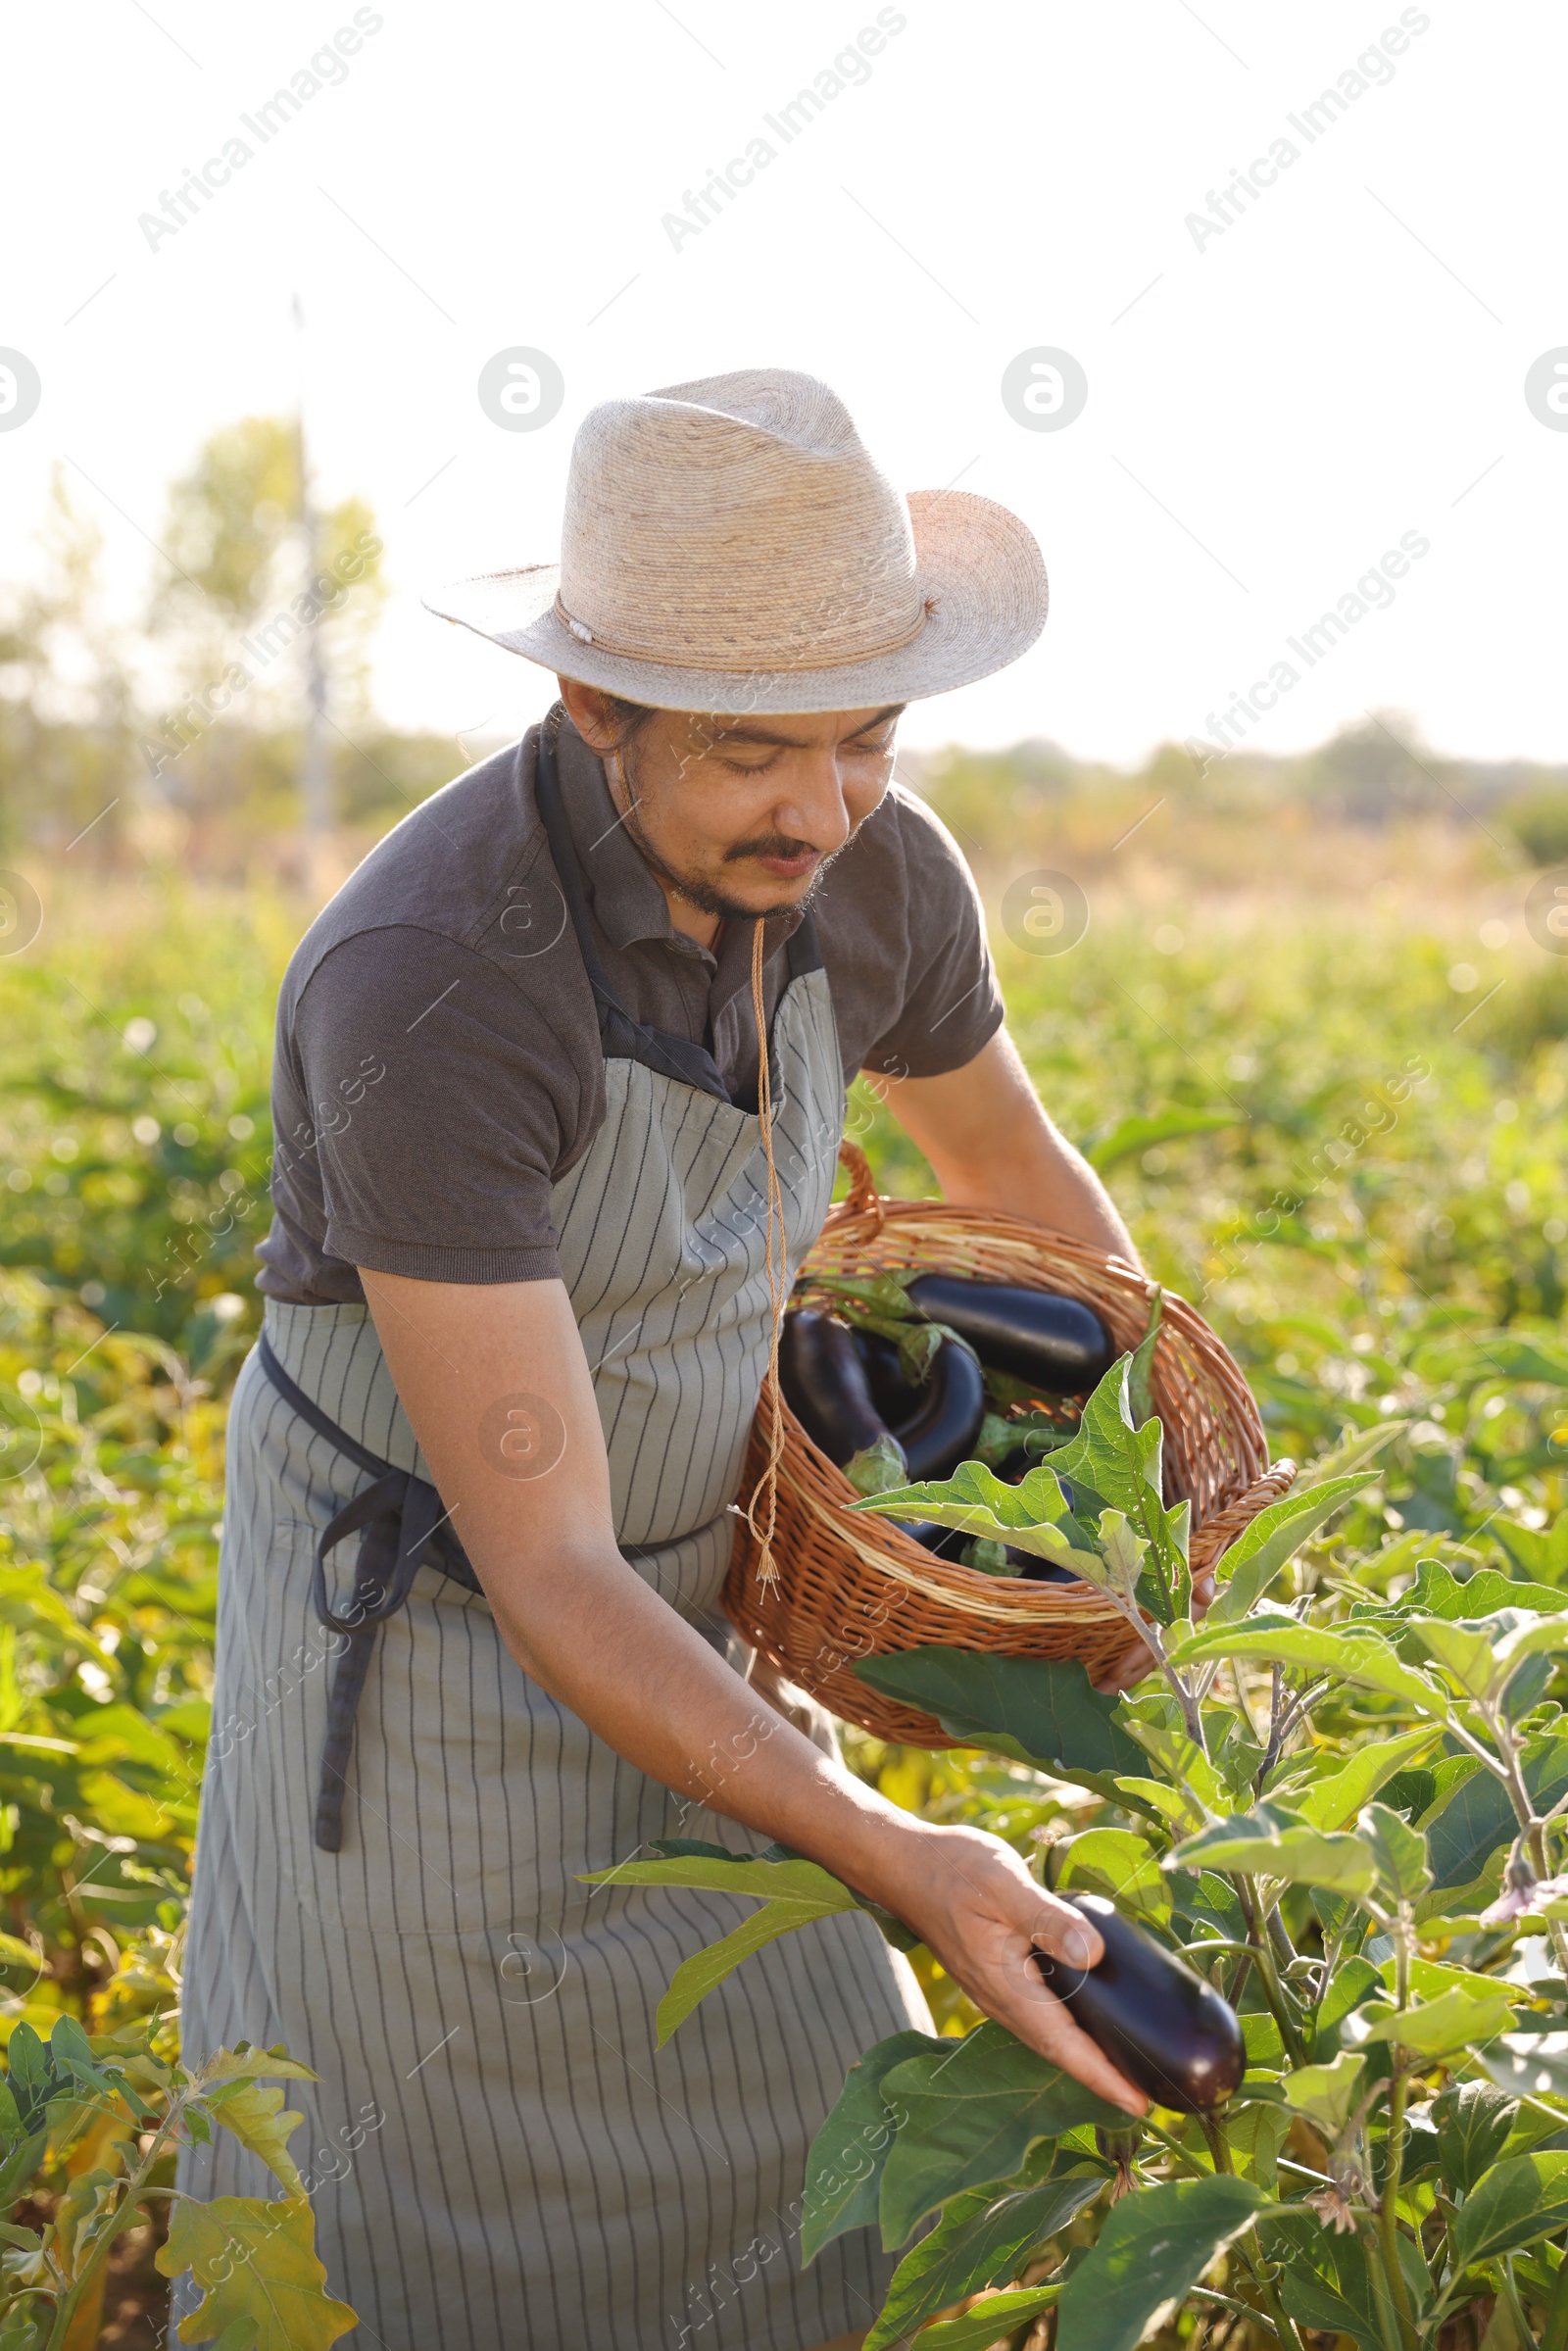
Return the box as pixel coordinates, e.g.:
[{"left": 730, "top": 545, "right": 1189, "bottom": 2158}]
[{"left": 5, "top": 1, "right": 1564, "bottom": 765}]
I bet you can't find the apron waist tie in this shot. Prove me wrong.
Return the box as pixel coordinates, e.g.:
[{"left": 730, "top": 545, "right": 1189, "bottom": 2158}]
[{"left": 256, "top": 1332, "right": 481, "bottom": 1851}]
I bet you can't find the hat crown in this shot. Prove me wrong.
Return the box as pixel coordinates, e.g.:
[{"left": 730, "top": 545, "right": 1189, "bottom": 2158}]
[{"left": 557, "top": 367, "right": 923, "bottom": 676}]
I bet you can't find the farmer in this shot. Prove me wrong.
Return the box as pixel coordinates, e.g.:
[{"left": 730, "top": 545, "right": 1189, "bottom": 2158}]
[{"left": 178, "top": 368, "right": 1151, "bottom": 2351}]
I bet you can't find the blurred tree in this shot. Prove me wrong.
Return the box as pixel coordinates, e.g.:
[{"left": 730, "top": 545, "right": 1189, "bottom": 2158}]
[
  {"left": 141, "top": 416, "right": 387, "bottom": 844},
  {"left": 0, "top": 467, "right": 137, "bottom": 859}
]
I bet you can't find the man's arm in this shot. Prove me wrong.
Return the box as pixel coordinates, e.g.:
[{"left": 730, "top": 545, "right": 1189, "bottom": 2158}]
[
  {"left": 884, "top": 1026, "right": 1141, "bottom": 1265},
  {"left": 360, "top": 1265, "right": 1145, "bottom": 2114},
  {"left": 885, "top": 1026, "right": 1176, "bottom": 1691}
]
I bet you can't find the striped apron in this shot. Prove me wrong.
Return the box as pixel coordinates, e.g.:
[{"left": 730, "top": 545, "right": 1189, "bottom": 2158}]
[{"left": 175, "top": 731, "right": 931, "bottom": 2351}]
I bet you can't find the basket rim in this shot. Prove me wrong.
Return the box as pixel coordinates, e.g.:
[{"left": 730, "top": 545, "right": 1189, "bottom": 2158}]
[{"left": 761, "top": 1187, "right": 1275, "bottom": 1618}]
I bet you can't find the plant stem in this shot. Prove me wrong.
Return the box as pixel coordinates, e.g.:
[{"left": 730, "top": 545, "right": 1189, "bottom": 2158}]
[
  {"left": 1500, "top": 2255, "right": 1534, "bottom": 2351},
  {"left": 1356, "top": 2212, "right": 1407, "bottom": 2351},
  {"left": 44, "top": 2093, "right": 185, "bottom": 2351},
  {"left": 1237, "top": 1879, "right": 1308, "bottom": 2066},
  {"left": 1198, "top": 2109, "right": 1233, "bottom": 2175},
  {"left": 1543, "top": 2243, "right": 1568, "bottom": 2351},
  {"left": 1230, "top": 2236, "right": 1309, "bottom": 2351},
  {"left": 1189, "top": 2284, "right": 1291, "bottom": 2351},
  {"left": 1138, "top": 2115, "right": 1212, "bottom": 2180},
  {"left": 1376, "top": 2057, "right": 1420, "bottom": 2351},
  {"left": 1526, "top": 1820, "right": 1568, "bottom": 1982}
]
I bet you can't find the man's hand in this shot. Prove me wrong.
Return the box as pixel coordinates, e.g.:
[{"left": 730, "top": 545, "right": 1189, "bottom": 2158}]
[{"left": 866, "top": 1822, "right": 1147, "bottom": 2117}]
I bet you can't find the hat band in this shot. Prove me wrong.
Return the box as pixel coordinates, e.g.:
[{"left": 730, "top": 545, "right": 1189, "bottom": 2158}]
[{"left": 551, "top": 591, "right": 933, "bottom": 675}]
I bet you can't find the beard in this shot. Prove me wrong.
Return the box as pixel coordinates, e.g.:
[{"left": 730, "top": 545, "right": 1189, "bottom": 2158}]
[{"left": 619, "top": 794, "right": 846, "bottom": 922}]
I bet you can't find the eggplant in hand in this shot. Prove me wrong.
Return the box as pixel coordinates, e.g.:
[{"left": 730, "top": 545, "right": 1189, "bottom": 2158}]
[
  {"left": 906, "top": 1274, "right": 1116, "bottom": 1396},
  {"left": 1032, "top": 1892, "right": 1245, "bottom": 2112}
]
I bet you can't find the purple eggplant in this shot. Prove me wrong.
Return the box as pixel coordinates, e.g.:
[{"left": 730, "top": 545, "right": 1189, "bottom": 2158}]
[
  {"left": 896, "top": 1338, "right": 986, "bottom": 1481},
  {"left": 844, "top": 1326, "right": 986, "bottom": 1483},
  {"left": 906, "top": 1275, "right": 1115, "bottom": 1396},
  {"left": 1032, "top": 1893, "right": 1245, "bottom": 2112},
  {"left": 855, "top": 1329, "right": 921, "bottom": 1425},
  {"left": 778, "top": 1308, "right": 894, "bottom": 1467}
]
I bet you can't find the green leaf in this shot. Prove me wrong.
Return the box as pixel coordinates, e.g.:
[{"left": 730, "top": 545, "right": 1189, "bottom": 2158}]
[
  {"left": 1315, "top": 1958, "right": 1382, "bottom": 2050},
  {"left": 911, "top": 2284, "right": 1061, "bottom": 2350},
  {"left": 852, "top": 1649, "right": 1146, "bottom": 1791},
  {"left": 845, "top": 1433, "right": 909, "bottom": 1497},
  {"left": 1494, "top": 1508, "right": 1568, "bottom": 1587},
  {"left": 1295, "top": 1727, "right": 1442, "bottom": 1833},
  {"left": 1270, "top": 2212, "right": 1419, "bottom": 2351},
  {"left": 575, "top": 1851, "right": 858, "bottom": 2042},
  {"left": 1057, "top": 1829, "right": 1170, "bottom": 1927},
  {"left": 1451, "top": 2151, "right": 1568, "bottom": 2268},
  {"left": 1170, "top": 1618, "right": 1448, "bottom": 1715},
  {"left": 1228, "top": 2099, "right": 1291, "bottom": 2191},
  {"left": 1293, "top": 1420, "right": 1409, "bottom": 1489},
  {"left": 1054, "top": 2177, "right": 1268, "bottom": 2351},
  {"left": 1434, "top": 2082, "right": 1519, "bottom": 2196},
  {"left": 1127, "top": 1289, "right": 1164, "bottom": 1429},
  {"left": 1115, "top": 1693, "right": 1228, "bottom": 1816},
  {"left": 201, "top": 2081, "right": 308, "bottom": 2198},
  {"left": 1426, "top": 1732, "right": 1568, "bottom": 1890},
  {"left": 660, "top": 1900, "right": 853, "bottom": 2043},
  {"left": 1357, "top": 1558, "right": 1568, "bottom": 1624},
  {"left": 157, "top": 2194, "right": 358, "bottom": 2350},
  {"left": 1284, "top": 2052, "right": 1364, "bottom": 2138},
  {"left": 1113, "top": 1775, "right": 1207, "bottom": 1836},
  {"left": 577, "top": 1851, "right": 854, "bottom": 1906},
  {"left": 877, "top": 2024, "right": 1123, "bottom": 2248},
  {"left": 1207, "top": 1475, "right": 1377, "bottom": 1625},
  {"left": 1171, "top": 1805, "right": 1376, "bottom": 1896},
  {"left": 0, "top": 2131, "right": 46, "bottom": 2215},
  {"left": 1362, "top": 1978, "right": 1517, "bottom": 2057},
  {"left": 1477, "top": 2033, "right": 1568, "bottom": 2105},
  {"left": 865, "top": 2167, "right": 1103, "bottom": 2351},
  {"left": 1083, "top": 1109, "right": 1235, "bottom": 1172},
  {"left": 1359, "top": 1801, "right": 1432, "bottom": 1902},
  {"left": 198, "top": 2046, "right": 318, "bottom": 2090},
  {"left": 1406, "top": 1610, "right": 1568, "bottom": 1700},
  {"left": 1242, "top": 2012, "right": 1286, "bottom": 2070},
  {"left": 802, "top": 2030, "right": 946, "bottom": 2265},
  {"left": 852, "top": 1458, "right": 1097, "bottom": 1568}
]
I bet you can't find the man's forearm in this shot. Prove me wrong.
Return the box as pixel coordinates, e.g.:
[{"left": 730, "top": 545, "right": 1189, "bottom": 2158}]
[
  {"left": 486, "top": 1536, "right": 923, "bottom": 1901},
  {"left": 888, "top": 1027, "right": 1142, "bottom": 1265},
  {"left": 928, "top": 1117, "right": 1138, "bottom": 1261}
]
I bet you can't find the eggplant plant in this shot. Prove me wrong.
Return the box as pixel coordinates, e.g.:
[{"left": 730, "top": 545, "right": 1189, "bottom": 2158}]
[
  {"left": 0, "top": 2016, "right": 356, "bottom": 2350},
  {"left": 614, "top": 1354, "right": 1568, "bottom": 2351}
]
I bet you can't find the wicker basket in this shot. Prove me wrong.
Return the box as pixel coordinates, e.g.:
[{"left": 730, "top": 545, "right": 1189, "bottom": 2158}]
[{"left": 722, "top": 1143, "right": 1295, "bottom": 1745}]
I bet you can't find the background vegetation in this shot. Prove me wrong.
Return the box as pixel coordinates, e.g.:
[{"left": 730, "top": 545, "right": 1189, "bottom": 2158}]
[{"left": 3, "top": 423, "right": 1568, "bottom": 2342}]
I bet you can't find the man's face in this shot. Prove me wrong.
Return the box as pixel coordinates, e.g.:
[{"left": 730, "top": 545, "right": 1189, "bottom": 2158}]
[{"left": 561, "top": 684, "right": 903, "bottom": 922}]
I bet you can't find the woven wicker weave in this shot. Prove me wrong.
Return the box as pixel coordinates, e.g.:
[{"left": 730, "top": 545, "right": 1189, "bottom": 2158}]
[{"left": 722, "top": 1144, "right": 1295, "bottom": 1745}]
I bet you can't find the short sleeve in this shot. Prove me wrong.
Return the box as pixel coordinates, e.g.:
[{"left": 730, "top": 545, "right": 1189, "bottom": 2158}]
[
  {"left": 276, "top": 927, "right": 585, "bottom": 1286},
  {"left": 860, "top": 795, "right": 1004, "bottom": 1079}
]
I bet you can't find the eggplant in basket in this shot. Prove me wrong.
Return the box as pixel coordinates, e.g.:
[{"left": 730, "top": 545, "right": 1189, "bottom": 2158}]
[{"left": 906, "top": 1274, "right": 1116, "bottom": 1396}]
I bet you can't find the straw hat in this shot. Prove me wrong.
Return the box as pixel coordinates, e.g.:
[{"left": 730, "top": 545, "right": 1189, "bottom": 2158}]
[{"left": 424, "top": 368, "right": 1048, "bottom": 713}]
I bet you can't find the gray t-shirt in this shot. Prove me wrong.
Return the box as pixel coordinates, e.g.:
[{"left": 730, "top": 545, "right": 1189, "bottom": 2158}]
[{"left": 256, "top": 712, "right": 1004, "bottom": 1302}]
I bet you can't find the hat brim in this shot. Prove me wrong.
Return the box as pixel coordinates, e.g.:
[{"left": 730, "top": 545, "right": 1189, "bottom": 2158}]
[{"left": 421, "top": 490, "right": 1047, "bottom": 714}]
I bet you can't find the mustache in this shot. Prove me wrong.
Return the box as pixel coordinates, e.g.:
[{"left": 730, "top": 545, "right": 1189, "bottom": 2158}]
[{"left": 723, "top": 833, "right": 818, "bottom": 863}]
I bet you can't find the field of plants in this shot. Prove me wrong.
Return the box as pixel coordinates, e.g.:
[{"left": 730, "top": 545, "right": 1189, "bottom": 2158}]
[{"left": 3, "top": 846, "right": 1568, "bottom": 2346}]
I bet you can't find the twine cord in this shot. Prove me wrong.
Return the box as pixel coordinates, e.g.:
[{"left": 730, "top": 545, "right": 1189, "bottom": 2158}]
[{"left": 746, "top": 916, "right": 789, "bottom": 1589}]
